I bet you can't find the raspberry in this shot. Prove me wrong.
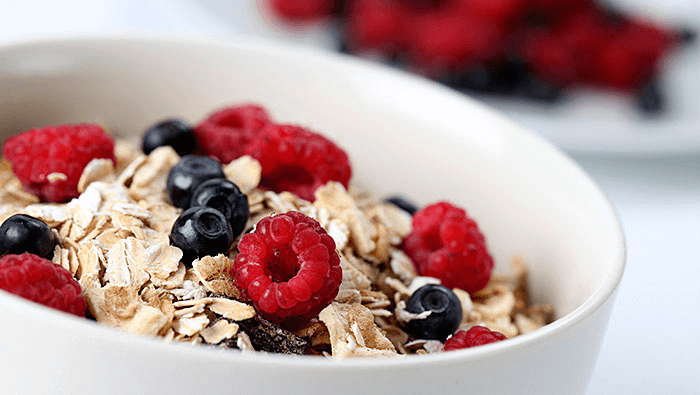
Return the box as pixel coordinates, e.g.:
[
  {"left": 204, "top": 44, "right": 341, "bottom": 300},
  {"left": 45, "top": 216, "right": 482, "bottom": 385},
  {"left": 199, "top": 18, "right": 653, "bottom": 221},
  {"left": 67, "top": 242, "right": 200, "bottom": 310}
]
[
  {"left": 194, "top": 104, "right": 272, "bottom": 164},
  {"left": 2, "top": 124, "right": 115, "bottom": 203},
  {"left": 243, "top": 124, "right": 352, "bottom": 202},
  {"left": 0, "top": 253, "right": 86, "bottom": 317},
  {"left": 345, "top": 0, "right": 401, "bottom": 51},
  {"left": 233, "top": 211, "right": 342, "bottom": 327},
  {"left": 443, "top": 325, "right": 507, "bottom": 351},
  {"left": 402, "top": 201, "right": 493, "bottom": 294},
  {"left": 269, "top": 0, "right": 335, "bottom": 21}
]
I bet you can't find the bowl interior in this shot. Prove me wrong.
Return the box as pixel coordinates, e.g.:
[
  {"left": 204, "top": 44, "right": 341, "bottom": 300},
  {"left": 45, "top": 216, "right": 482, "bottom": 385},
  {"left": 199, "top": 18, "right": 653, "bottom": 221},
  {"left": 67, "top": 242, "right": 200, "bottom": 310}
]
[{"left": 0, "top": 36, "right": 624, "bottom": 332}]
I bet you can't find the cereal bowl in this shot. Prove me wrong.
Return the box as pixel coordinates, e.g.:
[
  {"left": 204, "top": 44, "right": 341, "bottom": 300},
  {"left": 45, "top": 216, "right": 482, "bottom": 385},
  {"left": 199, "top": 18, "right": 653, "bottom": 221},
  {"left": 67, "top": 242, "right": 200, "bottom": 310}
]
[{"left": 0, "top": 35, "right": 625, "bottom": 395}]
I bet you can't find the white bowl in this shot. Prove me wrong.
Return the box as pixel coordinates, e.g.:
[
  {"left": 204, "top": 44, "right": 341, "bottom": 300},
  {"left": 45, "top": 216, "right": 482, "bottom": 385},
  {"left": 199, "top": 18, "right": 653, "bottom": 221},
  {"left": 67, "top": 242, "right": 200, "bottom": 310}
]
[{"left": 0, "top": 35, "right": 625, "bottom": 395}]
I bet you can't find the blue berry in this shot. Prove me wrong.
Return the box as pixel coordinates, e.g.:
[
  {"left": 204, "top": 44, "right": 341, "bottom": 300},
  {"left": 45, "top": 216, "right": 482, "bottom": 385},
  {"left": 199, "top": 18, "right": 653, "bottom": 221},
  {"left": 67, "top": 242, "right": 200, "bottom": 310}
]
[
  {"left": 190, "top": 178, "right": 249, "bottom": 238},
  {"left": 0, "top": 214, "right": 58, "bottom": 260},
  {"left": 166, "top": 155, "right": 225, "bottom": 208},
  {"left": 169, "top": 206, "right": 234, "bottom": 266},
  {"left": 142, "top": 119, "right": 197, "bottom": 156},
  {"left": 405, "top": 284, "right": 462, "bottom": 341},
  {"left": 385, "top": 196, "right": 418, "bottom": 215}
]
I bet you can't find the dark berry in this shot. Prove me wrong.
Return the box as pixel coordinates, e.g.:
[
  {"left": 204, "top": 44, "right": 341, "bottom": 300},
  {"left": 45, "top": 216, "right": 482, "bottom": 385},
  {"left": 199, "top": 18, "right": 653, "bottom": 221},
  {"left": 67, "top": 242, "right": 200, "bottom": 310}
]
[
  {"left": 519, "top": 76, "right": 565, "bottom": 103},
  {"left": 0, "top": 214, "right": 58, "bottom": 260},
  {"left": 166, "top": 155, "right": 225, "bottom": 208},
  {"left": 677, "top": 28, "right": 697, "bottom": 45},
  {"left": 405, "top": 284, "right": 462, "bottom": 341},
  {"left": 637, "top": 80, "right": 665, "bottom": 115},
  {"left": 190, "top": 178, "right": 250, "bottom": 238},
  {"left": 142, "top": 119, "right": 197, "bottom": 156},
  {"left": 384, "top": 196, "right": 418, "bottom": 215},
  {"left": 169, "top": 206, "right": 234, "bottom": 266}
]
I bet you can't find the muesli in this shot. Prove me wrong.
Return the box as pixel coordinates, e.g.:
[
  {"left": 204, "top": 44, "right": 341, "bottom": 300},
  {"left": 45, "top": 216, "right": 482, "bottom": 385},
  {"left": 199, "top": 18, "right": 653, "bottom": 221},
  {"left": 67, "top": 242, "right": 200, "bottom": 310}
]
[{"left": 0, "top": 104, "right": 554, "bottom": 357}]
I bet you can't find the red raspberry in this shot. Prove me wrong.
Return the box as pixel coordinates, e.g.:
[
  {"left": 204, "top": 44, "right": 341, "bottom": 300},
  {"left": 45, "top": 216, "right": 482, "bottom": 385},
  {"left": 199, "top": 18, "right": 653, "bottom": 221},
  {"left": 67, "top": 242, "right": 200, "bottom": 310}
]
[
  {"left": 0, "top": 253, "right": 86, "bottom": 317},
  {"left": 269, "top": 0, "right": 335, "bottom": 21},
  {"left": 406, "top": 5, "right": 503, "bottom": 76},
  {"left": 2, "top": 124, "right": 115, "bottom": 203},
  {"left": 402, "top": 202, "right": 493, "bottom": 294},
  {"left": 345, "top": 0, "right": 401, "bottom": 51},
  {"left": 244, "top": 124, "right": 352, "bottom": 202},
  {"left": 233, "top": 211, "right": 342, "bottom": 327},
  {"left": 443, "top": 325, "right": 507, "bottom": 351},
  {"left": 194, "top": 104, "right": 272, "bottom": 164}
]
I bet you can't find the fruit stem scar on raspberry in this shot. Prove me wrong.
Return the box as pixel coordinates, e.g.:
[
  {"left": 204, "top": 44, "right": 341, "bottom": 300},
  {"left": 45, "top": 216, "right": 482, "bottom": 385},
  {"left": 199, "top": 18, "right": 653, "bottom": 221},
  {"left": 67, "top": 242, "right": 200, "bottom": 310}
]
[
  {"left": 2, "top": 123, "right": 116, "bottom": 203},
  {"left": 0, "top": 253, "right": 86, "bottom": 317},
  {"left": 402, "top": 201, "right": 494, "bottom": 294},
  {"left": 233, "top": 211, "right": 342, "bottom": 327}
]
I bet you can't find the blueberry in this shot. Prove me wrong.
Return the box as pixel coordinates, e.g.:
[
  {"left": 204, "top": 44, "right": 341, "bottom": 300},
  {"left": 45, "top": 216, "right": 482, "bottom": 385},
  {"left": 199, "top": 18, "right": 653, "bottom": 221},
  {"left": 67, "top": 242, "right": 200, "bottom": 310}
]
[
  {"left": 519, "top": 76, "right": 565, "bottom": 103},
  {"left": 0, "top": 214, "right": 58, "bottom": 259},
  {"left": 637, "top": 80, "right": 665, "bottom": 116},
  {"left": 384, "top": 196, "right": 418, "bottom": 216},
  {"left": 166, "top": 155, "right": 225, "bottom": 209},
  {"left": 405, "top": 284, "right": 462, "bottom": 341},
  {"left": 170, "top": 206, "right": 234, "bottom": 266},
  {"left": 677, "top": 28, "right": 697, "bottom": 46},
  {"left": 190, "top": 178, "right": 249, "bottom": 238},
  {"left": 142, "top": 119, "right": 197, "bottom": 156}
]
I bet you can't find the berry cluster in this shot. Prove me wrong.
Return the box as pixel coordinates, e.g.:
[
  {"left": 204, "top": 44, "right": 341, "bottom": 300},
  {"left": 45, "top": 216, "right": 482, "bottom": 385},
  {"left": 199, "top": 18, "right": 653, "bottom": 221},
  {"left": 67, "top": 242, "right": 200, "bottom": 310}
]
[
  {"left": 269, "top": 0, "right": 696, "bottom": 114},
  {"left": 167, "top": 156, "right": 249, "bottom": 266},
  {"left": 147, "top": 104, "right": 352, "bottom": 202},
  {"left": 0, "top": 214, "right": 85, "bottom": 317},
  {"left": 233, "top": 211, "right": 342, "bottom": 327}
]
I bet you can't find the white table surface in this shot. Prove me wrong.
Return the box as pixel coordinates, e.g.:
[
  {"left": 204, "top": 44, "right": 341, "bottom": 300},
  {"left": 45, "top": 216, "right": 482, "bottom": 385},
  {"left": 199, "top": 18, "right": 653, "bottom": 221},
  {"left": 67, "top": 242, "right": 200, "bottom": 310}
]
[{"left": 1, "top": 1, "right": 698, "bottom": 394}]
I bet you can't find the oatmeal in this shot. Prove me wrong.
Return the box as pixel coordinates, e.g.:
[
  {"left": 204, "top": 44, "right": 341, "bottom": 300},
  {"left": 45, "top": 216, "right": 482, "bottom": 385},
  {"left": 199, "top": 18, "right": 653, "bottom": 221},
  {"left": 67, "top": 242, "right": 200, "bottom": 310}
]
[{"left": 0, "top": 104, "right": 554, "bottom": 357}]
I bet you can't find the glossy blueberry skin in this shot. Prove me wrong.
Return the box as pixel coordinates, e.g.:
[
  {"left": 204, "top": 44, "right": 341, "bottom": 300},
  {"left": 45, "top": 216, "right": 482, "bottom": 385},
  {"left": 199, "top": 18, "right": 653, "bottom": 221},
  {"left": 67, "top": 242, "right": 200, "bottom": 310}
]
[
  {"left": 190, "top": 178, "right": 249, "bottom": 238},
  {"left": 0, "top": 214, "right": 58, "bottom": 259},
  {"left": 169, "top": 206, "right": 234, "bottom": 266},
  {"left": 405, "top": 284, "right": 463, "bottom": 341},
  {"left": 142, "top": 118, "right": 197, "bottom": 156},
  {"left": 384, "top": 196, "right": 418, "bottom": 216},
  {"left": 166, "top": 155, "right": 225, "bottom": 209}
]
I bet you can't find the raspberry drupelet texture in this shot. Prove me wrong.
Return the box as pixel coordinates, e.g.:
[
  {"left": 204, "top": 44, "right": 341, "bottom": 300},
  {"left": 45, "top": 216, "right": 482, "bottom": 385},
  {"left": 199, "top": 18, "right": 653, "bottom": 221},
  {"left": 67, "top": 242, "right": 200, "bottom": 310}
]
[
  {"left": 2, "top": 124, "right": 116, "bottom": 203},
  {"left": 194, "top": 104, "right": 272, "bottom": 164},
  {"left": 0, "top": 253, "right": 86, "bottom": 317},
  {"left": 402, "top": 201, "right": 493, "bottom": 294},
  {"left": 443, "top": 325, "right": 507, "bottom": 351},
  {"left": 233, "top": 211, "right": 342, "bottom": 327},
  {"left": 243, "top": 124, "right": 352, "bottom": 202}
]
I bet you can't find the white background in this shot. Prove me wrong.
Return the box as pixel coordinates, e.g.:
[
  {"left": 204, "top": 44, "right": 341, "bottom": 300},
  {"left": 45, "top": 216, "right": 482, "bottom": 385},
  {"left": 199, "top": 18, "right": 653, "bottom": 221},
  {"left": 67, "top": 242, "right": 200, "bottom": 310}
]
[{"left": 1, "top": 1, "right": 698, "bottom": 394}]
